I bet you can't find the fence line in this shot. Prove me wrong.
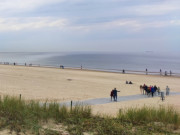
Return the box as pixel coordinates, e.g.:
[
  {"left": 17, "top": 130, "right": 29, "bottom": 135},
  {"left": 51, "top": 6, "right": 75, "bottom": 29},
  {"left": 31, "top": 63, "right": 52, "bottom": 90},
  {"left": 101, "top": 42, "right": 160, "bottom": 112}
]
[{"left": 0, "top": 62, "right": 180, "bottom": 77}]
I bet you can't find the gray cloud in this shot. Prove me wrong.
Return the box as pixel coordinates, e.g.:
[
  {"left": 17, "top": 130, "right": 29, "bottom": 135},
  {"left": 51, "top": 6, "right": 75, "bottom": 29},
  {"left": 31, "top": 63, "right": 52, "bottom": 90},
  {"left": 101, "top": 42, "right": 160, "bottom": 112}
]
[{"left": 0, "top": 0, "right": 180, "bottom": 52}]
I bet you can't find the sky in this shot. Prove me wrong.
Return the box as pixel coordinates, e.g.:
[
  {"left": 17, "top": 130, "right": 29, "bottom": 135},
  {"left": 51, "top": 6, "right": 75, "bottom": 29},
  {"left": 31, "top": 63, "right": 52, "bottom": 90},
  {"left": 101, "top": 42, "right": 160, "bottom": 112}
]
[{"left": 0, "top": 0, "right": 180, "bottom": 52}]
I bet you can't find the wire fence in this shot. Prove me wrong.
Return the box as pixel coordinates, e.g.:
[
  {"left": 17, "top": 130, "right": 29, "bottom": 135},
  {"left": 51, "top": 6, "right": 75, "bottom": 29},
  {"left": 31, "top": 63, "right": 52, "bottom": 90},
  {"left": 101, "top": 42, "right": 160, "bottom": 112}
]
[{"left": 1, "top": 62, "right": 180, "bottom": 77}]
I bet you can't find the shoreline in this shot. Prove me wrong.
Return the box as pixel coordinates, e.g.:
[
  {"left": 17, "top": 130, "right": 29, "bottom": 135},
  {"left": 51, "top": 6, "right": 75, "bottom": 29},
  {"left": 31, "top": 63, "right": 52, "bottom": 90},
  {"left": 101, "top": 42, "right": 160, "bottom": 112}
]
[{"left": 1, "top": 63, "right": 180, "bottom": 78}]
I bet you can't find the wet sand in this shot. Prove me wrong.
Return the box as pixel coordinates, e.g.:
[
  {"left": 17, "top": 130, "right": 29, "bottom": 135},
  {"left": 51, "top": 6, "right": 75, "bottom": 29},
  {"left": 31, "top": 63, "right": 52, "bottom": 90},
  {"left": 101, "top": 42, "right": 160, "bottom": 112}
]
[{"left": 0, "top": 64, "right": 180, "bottom": 115}]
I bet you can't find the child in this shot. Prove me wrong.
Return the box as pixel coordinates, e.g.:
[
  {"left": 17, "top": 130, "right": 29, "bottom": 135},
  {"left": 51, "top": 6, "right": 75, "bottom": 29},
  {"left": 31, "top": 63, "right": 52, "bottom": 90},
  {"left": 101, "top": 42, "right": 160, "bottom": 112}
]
[{"left": 110, "top": 90, "right": 114, "bottom": 101}]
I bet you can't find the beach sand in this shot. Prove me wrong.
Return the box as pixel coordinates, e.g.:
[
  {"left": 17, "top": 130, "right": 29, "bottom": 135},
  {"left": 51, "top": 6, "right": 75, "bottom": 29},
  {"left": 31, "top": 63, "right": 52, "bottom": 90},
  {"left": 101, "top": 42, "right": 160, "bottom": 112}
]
[{"left": 0, "top": 64, "right": 180, "bottom": 115}]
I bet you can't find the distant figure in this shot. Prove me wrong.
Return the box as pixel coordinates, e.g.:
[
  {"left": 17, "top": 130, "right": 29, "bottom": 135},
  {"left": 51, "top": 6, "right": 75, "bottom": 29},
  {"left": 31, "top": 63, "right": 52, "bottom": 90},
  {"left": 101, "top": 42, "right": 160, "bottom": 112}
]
[
  {"left": 144, "top": 84, "right": 148, "bottom": 95},
  {"left": 113, "top": 88, "right": 120, "bottom": 101},
  {"left": 151, "top": 86, "right": 155, "bottom": 97},
  {"left": 160, "top": 69, "right": 162, "bottom": 75},
  {"left": 142, "top": 84, "right": 146, "bottom": 95},
  {"left": 140, "top": 85, "right": 143, "bottom": 94},
  {"left": 129, "top": 81, "right": 133, "bottom": 84},
  {"left": 157, "top": 87, "right": 161, "bottom": 95},
  {"left": 170, "top": 70, "right": 172, "bottom": 76},
  {"left": 14, "top": 62, "right": 16, "bottom": 66},
  {"left": 60, "top": 65, "right": 64, "bottom": 69},
  {"left": 25, "top": 63, "right": 26, "bottom": 66},
  {"left": 126, "top": 80, "right": 128, "bottom": 84},
  {"left": 146, "top": 68, "right": 148, "bottom": 75},
  {"left": 166, "top": 86, "right": 170, "bottom": 95},
  {"left": 148, "top": 86, "right": 152, "bottom": 97},
  {"left": 161, "top": 91, "right": 165, "bottom": 101},
  {"left": 122, "top": 69, "right": 125, "bottom": 74},
  {"left": 110, "top": 90, "right": 114, "bottom": 101},
  {"left": 165, "top": 71, "right": 167, "bottom": 76},
  {"left": 154, "top": 85, "right": 157, "bottom": 96},
  {"left": 81, "top": 65, "right": 82, "bottom": 70}
]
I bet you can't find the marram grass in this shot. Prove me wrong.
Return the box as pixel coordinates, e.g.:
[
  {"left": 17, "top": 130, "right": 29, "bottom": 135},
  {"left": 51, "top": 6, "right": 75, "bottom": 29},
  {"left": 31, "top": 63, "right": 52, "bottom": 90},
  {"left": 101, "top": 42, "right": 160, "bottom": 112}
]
[
  {"left": 0, "top": 96, "right": 180, "bottom": 135},
  {"left": 117, "top": 105, "right": 180, "bottom": 129}
]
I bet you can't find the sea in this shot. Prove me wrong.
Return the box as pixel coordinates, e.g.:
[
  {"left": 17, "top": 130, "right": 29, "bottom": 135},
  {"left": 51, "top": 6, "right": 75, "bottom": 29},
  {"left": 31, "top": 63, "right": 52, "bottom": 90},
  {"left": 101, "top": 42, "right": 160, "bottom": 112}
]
[{"left": 0, "top": 52, "right": 180, "bottom": 74}]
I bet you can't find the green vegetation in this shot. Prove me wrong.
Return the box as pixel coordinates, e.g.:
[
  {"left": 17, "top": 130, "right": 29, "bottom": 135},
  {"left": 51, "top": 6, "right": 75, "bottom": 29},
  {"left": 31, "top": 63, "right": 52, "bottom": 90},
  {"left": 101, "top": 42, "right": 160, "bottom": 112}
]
[
  {"left": 0, "top": 96, "right": 180, "bottom": 135},
  {"left": 118, "top": 105, "right": 180, "bottom": 129}
]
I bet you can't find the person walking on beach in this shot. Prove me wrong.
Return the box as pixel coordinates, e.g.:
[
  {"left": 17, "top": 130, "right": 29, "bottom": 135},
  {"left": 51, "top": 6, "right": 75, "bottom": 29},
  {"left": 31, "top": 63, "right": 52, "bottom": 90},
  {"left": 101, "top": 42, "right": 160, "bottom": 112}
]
[
  {"left": 143, "top": 84, "right": 146, "bottom": 95},
  {"left": 166, "top": 86, "right": 170, "bottom": 95},
  {"left": 140, "top": 85, "right": 143, "bottom": 94},
  {"left": 146, "top": 68, "right": 148, "bottom": 75},
  {"left": 154, "top": 85, "right": 157, "bottom": 96},
  {"left": 151, "top": 86, "right": 155, "bottom": 97},
  {"left": 110, "top": 89, "right": 114, "bottom": 101},
  {"left": 145, "top": 85, "right": 148, "bottom": 95},
  {"left": 157, "top": 86, "right": 160, "bottom": 95},
  {"left": 160, "top": 69, "right": 162, "bottom": 75},
  {"left": 113, "top": 88, "right": 120, "bottom": 101}
]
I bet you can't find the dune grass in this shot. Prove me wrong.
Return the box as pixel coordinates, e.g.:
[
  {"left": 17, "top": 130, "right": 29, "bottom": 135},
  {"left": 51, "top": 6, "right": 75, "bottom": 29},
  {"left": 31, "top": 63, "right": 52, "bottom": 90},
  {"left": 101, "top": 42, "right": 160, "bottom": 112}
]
[
  {"left": 0, "top": 96, "right": 180, "bottom": 135},
  {"left": 118, "top": 105, "right": 180, "bottom": 129}
]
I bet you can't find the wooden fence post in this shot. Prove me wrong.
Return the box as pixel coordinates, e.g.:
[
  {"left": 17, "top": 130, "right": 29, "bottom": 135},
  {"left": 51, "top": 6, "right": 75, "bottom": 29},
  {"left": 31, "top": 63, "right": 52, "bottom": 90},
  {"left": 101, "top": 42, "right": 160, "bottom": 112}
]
[{"left": 71, "top": 100, "right": 72, "bottom": 111}]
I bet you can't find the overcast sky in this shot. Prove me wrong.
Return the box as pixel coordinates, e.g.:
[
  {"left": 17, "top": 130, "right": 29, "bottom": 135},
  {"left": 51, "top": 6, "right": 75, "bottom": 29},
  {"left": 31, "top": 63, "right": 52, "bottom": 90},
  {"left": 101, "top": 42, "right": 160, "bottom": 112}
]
[{"left": 0, "top": 0, "right": 180, "bottom": 52}]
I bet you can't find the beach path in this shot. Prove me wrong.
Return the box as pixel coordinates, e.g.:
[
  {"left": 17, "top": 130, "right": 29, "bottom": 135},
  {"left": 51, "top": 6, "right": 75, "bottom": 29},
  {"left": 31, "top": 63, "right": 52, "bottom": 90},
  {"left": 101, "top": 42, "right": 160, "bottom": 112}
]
[{"left": 61, "top": 92, "right": 180, "bottom": 106}]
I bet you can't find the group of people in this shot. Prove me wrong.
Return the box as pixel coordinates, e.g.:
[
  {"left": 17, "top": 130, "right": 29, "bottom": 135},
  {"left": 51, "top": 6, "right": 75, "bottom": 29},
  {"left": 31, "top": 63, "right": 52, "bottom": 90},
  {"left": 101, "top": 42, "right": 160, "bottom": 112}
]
[
  {"left": 110, "top": 88, "right": 120, "bottom": 101},
  {"left": 109, "top": 84, "right": 170, "bottom": 102},
  {"left": 140, "top": 84, "right": 170, "bottom": 97},
  {"left": 126, "top": 81, "right": 133, "bottom": 84},
  {"left": 140, "top": 84, "right": 159, "bottom": 97}
]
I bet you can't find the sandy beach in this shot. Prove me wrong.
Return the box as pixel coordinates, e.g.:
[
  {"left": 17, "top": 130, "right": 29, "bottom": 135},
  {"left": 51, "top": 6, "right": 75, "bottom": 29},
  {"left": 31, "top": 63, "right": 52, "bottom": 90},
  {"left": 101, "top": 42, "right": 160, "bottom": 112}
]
[{"left": 0, "top": 64, "right": 180, "bottom": 115}]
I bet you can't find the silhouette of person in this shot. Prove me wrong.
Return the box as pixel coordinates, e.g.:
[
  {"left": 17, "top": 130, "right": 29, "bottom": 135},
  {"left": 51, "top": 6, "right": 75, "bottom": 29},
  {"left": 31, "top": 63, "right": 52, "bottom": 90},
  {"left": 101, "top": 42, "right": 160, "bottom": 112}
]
[
  {"left": 110, "top": 90, "right": 114, "bottom": 101},
  {"left": 113, "top": 88, "right": 120, "bottom": 101}
]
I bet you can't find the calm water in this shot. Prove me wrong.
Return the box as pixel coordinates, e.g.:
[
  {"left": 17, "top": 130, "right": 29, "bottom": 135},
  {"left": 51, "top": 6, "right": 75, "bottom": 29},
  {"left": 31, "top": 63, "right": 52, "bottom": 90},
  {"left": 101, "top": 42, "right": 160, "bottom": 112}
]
[{"left": 0, "top": 52, "right": 180, "bottom": 73}]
